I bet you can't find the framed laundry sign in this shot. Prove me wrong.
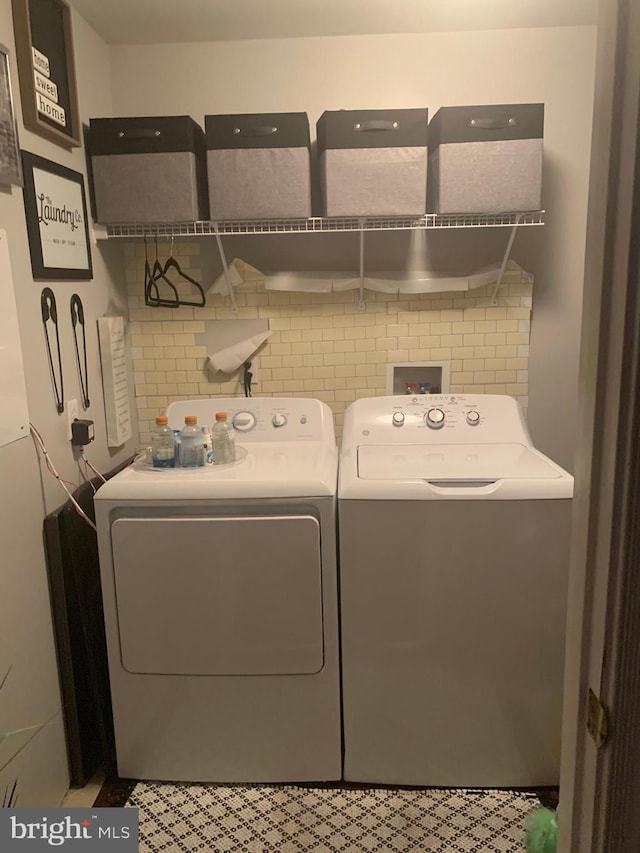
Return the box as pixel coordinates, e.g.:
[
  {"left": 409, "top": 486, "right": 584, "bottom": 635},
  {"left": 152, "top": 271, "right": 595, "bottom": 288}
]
[
  {"left": 21, "top": 150, "right": 93, "bottom": 280},
  {"left": 11, "top": 0, "right": 81, "bottom": 147}
]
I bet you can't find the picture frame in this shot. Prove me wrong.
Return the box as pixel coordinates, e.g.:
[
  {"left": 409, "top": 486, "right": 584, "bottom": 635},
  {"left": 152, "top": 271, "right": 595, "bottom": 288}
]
[
  {"left": 21, "top": 150, "right": 93, "bottom": 280},
  {"left": 11, "top": 0, "right": 81, "bottom": 148},
  {"left": 0, "top": 44, "right": 22, "bottom": 186}
]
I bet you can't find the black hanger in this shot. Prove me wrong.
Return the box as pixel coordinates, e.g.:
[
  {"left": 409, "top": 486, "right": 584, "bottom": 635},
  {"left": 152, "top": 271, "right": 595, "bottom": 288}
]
[
  {"left": 41, "top": 287, "right": 64, "bottom": 413},
  {"left": 145, "top": 236, "right": 180, "bottom": 308},
  {"left": 161, "top": 237, "right": 206, "bottom": 308},
  {"left": 71, "top": 294, "right": 90, "bottom": 409}
]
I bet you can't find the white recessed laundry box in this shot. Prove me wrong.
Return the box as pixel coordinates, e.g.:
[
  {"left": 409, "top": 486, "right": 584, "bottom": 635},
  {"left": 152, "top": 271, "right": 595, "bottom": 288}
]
[
  {"left": 89, "top": 116, "right": 209, "bottom": 224},
  {"left": 427, "top": 103, "right": 544, "bottom": 214},
  {"left": 205, "top": 112, "right": 312, "bottom": 221},
  {"left": 317, "top": 108, "right": 429, "bottom": 217}
]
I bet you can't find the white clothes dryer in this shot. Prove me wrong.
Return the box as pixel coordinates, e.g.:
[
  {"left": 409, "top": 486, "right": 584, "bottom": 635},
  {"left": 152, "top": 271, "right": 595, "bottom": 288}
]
[
  {"left": 338, "top": 394, "right": 573, "bottom": 787},
  {"left": 95, "top": 397, "right": 341, "bottom": 783}
]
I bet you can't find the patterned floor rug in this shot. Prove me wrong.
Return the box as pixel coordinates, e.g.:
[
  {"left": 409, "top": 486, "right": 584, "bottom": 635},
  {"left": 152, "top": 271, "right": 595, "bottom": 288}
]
[{"left": 126, "top": 782, "right": 539, "bottom": 852}]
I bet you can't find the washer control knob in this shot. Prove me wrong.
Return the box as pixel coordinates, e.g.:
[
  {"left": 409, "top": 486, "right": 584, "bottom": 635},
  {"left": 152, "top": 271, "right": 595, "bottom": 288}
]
[
  {"left": 425, "top": 408, "right": 445, "bottom": 429},
  {"left": 466, "top": 410, "right": 481, "bottom": 426},
  {"left": 392, "top": 411, "right": 405, "bottom": 427},
  {"left": 272, "top": 413, "right": 287, "bottom": 428},
  {"left": 232, "top": 411, "right": 256, "bottom": 432}
]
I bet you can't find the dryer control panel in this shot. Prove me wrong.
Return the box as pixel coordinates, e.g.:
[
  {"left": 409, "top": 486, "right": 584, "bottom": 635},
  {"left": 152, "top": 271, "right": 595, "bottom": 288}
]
[
  {"left": 343, "top": 394, "right": 532, "bottom": 446},
  {"left": 167, "top": 397, "right": 335, "bottom": 445}
]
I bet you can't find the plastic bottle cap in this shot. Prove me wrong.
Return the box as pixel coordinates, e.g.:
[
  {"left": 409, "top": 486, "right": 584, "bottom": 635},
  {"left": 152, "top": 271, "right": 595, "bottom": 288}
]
[
  {"left": 155, "top": 415, "right": 168, "bottom": 425},
  {"left": 215, "top": 412, "right": 228, "bottom": 420},
  {"left": 185, "top": 415, "right": 198, "bottom": 424}
]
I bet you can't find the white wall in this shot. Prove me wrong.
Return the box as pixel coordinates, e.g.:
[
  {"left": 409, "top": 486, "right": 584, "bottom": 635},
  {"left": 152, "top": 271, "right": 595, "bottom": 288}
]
[
  {"left": 110, "top": 26, "right": 596, "bottom": 470},
  {"left": 0, "top": 1, "right": 135, "bottom": 805}
]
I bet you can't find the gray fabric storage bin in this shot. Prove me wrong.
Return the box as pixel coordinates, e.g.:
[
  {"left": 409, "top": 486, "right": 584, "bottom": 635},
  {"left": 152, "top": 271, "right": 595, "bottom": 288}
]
[
  {"left": 206, "top": 113, "right": 311, "bottom": 221},
  {"left": 317, "top": 109, "right": 428, "bottom": 217},
  {"left": 427, "top": 103, "right": 544, "bottom": 214},
  {"left": 89, "top": 116, "right": 209, "bottom": 224}
]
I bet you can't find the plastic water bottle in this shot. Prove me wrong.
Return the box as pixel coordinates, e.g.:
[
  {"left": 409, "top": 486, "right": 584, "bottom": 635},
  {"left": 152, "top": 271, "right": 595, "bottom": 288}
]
[
  {"left": 180, "top": 415, "right": 204, "bottom": 468},
  {"left": 212, "top": 412, "right": 236, "bottom": 465},
  {"left": 202, "top": 424, "right": 214, "bottom": 465},
  {"left": 151, "top": 415, "right": 175, "bottom": 468}
]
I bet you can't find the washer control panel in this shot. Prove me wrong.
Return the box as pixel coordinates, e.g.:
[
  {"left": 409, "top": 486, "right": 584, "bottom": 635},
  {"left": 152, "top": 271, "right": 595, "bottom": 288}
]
[{"left": 348, "top": 394, "right": 530, "bottom": 446}]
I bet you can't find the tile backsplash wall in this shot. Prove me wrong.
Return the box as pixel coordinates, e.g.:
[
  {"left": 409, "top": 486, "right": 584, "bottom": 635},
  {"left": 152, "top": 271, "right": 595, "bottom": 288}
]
[{"left": 126, "top": 242, "right": 532, "bottom": 446}]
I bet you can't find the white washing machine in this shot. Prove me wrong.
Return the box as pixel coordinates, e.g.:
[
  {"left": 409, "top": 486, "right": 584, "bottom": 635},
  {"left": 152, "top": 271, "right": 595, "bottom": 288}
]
[
  {"left": 338, "top": 393, "right": 573, "bottom": 787},
  {"left": 95, "top": 397, "right": 341, "bottom": 783}
]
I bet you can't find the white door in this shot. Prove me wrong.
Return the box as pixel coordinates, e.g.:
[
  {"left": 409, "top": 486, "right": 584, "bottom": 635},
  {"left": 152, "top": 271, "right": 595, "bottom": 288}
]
[{"left": 561, "top": 1, "right": 640, "bottom": 850}]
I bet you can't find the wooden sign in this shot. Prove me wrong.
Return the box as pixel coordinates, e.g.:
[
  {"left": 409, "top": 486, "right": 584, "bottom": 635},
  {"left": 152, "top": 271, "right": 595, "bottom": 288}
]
[{"left": 11, "top": 0, "right": 81, "bottom": 148}]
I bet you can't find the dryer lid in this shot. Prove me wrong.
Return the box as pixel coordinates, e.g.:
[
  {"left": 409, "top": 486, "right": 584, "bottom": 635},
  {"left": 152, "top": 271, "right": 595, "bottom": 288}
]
[{"left": 357, "top": 443, "right": 563, "bottom": 482}]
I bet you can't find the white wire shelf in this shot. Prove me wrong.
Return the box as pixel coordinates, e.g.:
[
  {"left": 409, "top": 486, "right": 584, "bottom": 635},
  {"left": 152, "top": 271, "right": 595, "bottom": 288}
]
[{"left": 103, "top": 210, "right": 544, "bottom": 238}]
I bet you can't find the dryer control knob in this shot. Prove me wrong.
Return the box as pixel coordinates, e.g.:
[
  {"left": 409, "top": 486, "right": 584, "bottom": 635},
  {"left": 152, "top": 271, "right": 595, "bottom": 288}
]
[
  {"left": 272, "top": 413, "right": 287, "bottom": 428},
  {"left": 466, "top": 410, "right": 481, "bottom": 426},
  {"left": 392, "top": 411, "right": 405, "bottom": 427},
  {"left": 232, "top": 411, "right": 256, "bottom": 431},
  {"left": 425, "top": 408, "right": 445, "bottom": 429}
]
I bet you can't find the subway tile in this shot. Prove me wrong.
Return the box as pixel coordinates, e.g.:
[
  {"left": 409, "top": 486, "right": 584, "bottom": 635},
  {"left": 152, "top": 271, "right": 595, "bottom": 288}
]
[
  {"left": 355, "top": 339, "right": 376, "bottom": 352},
  {"left": 506, "top": 383, "right": 528, "bottom": 395},
  {"left": 135, "top": 383, "right": 158, "bottom": 395},
  {"left": 387, "top": 324, "right": 409, "bottom": 337},
  {"left": 334, "top": 340, "right": 356, "bottom": 353},
  {"left": 419, "top": 335, "right": 441, "bottom": 348},
  {"left": 462, "top": 334, "right": 485, "bottom": 347},
  {"left": 303, "top": 355, "right": 326, "bottom": 367},
  {"left": 484, "top": 333, "right": 508, "bottom": 346},
  {"left": 292, "top": 367, "right": 314, "bottom": 379},
  {"left": 324, "top": 353, "right": 347, "bottom": 366},
  {"left": 462, "top": 359, "right": 486, "bottom": 371},
  {"left": 272, "top": 368, "right": 294, "bottom": 380},
  {"left": 131, "top": 334, "right": 155, "bottom": 347},
  {"left": 430, "top": 322, "right": 453, "bottom": 335},
  {"left": 313, "top": 366, "right": 336, "bottom": 379},
  {"left": 152, "top": 334, "right": 175, "bottom": 347},
  {"left": 356, "top": 364, "right": 380, "bottom": 377},
  {"left": 185, "top": 346, "right": 207, "bottom": 357},
  {"left": 440, "top": 335, "right": 464, "bottom": 347},
  {"left": 364, "top": 325, "right": 387, "bottom": 339},
  {"left": 451, "top": 347, "right": 476, "bottom": 359},
  {"left": 146, "top": 372, "right": 167, "bottom": 384},
  {"left": 142, "top": 347, "right": 164, "bottom": 359},
  {"left": 312, "top": 341, "right": 335, "bottom": 354},
  {"left": 473, "top": 346, "right": 496, "bottom": 359},
  {"left": 270, "top": 343, "right": 293, "bottom": 355},
  {"left": 506, "top": 333, "right": 530, "bottom": 345},
  {"left": 291, "top": 343, "right": 314, "bottom": 355},
  {"left": 289, "top": 317, "right": 312, "bottom": 330},
  {"left": 484, "top": 384, "right": 507, "bottom": 394},
  {"left": 164, "top": 347, "right": 187, "bottom": 358},
  {"left": 429, "top": 348, "right": 453, "bottom": 360},
  {"left": 353, "top": 314, "right": 377, "bottom": 326},
  {"left": 484, "top": 358, "right": 507, "bottom": 371},
  {"left": 506, "top": 357, "right": 529, "bottom": 370},
  {"left": 495, "top": 345, "right": 518, "bottom": 357},
  {"left": 472, "top": 371, "right": 496, "bottom": 384},
  {"left": 463, "top": 308, "right": 487, "bottom": 320},
  {"left": 408, "top": 323, "right": 431, "bottom": 336},
  {"left": 156, "top": 384, "right": 180, "bottom": 395},
  {"left": 333, "top": 315, "right": 356, "bottom": 327},
  {"left": 397, "top": 336, "right": 421, "bottom": 349},
  {"left": 451, "top": 372, "right": 475, "bottom": 384},
  {"left": 323, "top": 328, "right": 346, "bottom": 341},
  {"left": 133, "top": 359, "right": 157, "bottom": 371},
  {"left": 474, "top": 321, "right": 497, "bottom": 333}
]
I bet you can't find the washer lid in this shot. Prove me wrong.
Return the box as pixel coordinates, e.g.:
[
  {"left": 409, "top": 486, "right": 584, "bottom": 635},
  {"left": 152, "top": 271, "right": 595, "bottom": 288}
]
[{"left": 358, "top": 443, "right": 562, "bottom": 482}]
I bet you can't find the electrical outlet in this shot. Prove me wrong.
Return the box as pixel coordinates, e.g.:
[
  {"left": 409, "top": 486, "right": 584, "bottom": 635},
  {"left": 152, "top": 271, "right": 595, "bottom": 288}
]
[
  {"left": 67, "top": 399, "right": 79, "bottom": 440},
  {"left": 250, "top": 356, "right": 259, "bottom": 384}
]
